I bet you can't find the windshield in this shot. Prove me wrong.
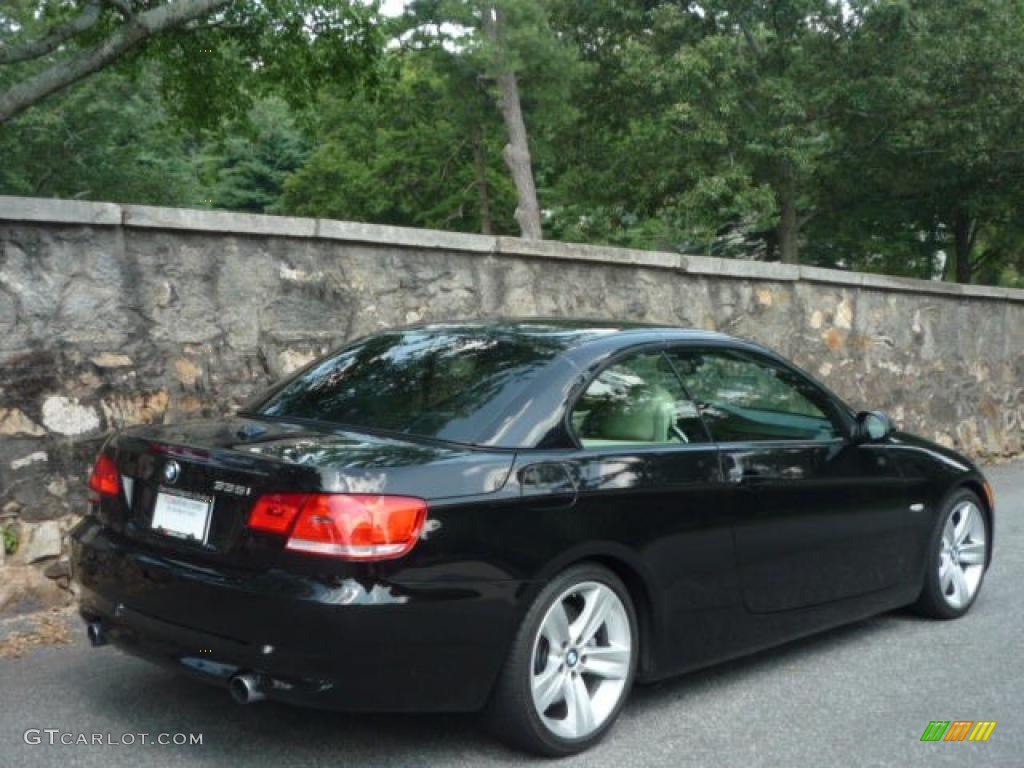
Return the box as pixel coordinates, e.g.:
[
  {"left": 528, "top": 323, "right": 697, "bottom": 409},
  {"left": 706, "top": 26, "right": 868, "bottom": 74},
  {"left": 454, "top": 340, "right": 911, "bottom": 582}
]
[{"left": 250, "top": 327, "right": 575, "bottom": 444}]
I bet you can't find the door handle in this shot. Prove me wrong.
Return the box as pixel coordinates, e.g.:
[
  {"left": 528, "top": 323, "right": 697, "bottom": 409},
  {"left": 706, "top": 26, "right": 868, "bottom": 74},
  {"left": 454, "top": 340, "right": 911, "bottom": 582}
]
[
  {"left": 723, "top": 454, "right": 744, "bottom": 484},
  {"left": 518, "top": 462, "right": 578, "bottom": 508},
  {"left": 722, "top": 454, "right": 792, "bottom": 484}
]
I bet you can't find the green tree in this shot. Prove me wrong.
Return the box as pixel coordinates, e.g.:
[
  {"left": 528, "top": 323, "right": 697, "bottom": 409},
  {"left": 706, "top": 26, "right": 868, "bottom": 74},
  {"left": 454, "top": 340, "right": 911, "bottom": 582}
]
[
  {"left": 0, "top": 1, "right": 380, "bottom": 125},
  {"left": 0, "top": 64, "right": 199, "bottom": 204},
  {"left": 200, "top": 97, "right": 308, "bottom": 213},
  {"left": 551, "top": 1, "right": 855, "bottom": 263},
  {"left": 1, "top": 0, "right": 233, "bottom": 123},
  {"left": 807, "top": 0, "right": 1024, "bottom": 283},
  {"left": 280, "top": 49, "right": 518, "bottom": 233}
]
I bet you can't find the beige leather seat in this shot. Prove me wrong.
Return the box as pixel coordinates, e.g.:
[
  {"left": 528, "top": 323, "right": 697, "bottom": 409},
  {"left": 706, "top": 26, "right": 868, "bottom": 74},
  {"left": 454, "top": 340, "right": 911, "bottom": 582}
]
[{"left": 588, "top": 385, "right": 677, "bottom": 443}]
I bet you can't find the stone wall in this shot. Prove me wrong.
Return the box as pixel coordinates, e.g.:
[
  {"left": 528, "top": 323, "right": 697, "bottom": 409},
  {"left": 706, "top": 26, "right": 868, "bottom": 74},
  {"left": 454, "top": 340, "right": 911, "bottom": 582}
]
[{"left": 1, "top": 196, "right": 1022, "bottom": 612}]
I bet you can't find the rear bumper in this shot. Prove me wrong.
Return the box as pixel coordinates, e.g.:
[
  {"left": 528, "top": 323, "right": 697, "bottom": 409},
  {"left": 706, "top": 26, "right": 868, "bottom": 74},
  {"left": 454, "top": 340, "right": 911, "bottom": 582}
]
[{"left": 71, "top": 517, "right": 523, "bottom": 712}]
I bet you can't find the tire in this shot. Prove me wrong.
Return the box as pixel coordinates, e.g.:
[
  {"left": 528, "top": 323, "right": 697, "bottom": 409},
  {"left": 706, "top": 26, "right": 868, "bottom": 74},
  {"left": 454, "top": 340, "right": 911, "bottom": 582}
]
[
  {"left": 913, "top": 488, "right": 990, "bottom": 619},
  {"left": 485, "top": 563, "right": 639, "bottom": 756}
]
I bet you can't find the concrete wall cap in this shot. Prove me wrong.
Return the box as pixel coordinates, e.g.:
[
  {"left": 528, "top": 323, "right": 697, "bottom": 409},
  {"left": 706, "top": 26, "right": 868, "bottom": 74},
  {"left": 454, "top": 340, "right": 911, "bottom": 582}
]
[
  {"left": 0, "top": 196, "right": 121, "bottom": 226},
  {"left": 318, "top": 219, "right": 495, "bottom": 253},
  {"left": 122, "top": 205, "right": 317, "bottom": 238}
]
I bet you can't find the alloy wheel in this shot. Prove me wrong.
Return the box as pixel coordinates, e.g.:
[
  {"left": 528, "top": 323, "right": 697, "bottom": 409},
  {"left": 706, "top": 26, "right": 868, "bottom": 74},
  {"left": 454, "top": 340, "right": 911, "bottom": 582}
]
[
  {"left": 938, "top": 500, "right": 987, "bottom": 610},
  {"left": 529, "top": 581, "right": 632, "bottom": 740}
]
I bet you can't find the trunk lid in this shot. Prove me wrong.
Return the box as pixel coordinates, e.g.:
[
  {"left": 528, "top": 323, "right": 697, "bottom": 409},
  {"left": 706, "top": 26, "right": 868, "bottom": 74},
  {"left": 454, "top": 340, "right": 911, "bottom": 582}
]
[{"left": 101, "top": 416, "right": 513, "bottom": 567}]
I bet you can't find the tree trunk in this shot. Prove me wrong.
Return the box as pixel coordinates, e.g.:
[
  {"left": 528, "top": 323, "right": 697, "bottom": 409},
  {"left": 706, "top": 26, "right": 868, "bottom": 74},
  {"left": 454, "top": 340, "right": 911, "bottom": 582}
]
[
  {"left": 481, "top": 6, "right": 543, "bottom": 240},
  {"left": 0, "top": 0, "right": 230, "bottom": 124},
  {"left": 775, "top": 157, "right": 799, "bottom": 264},
  {"left": 472, "top": 125, "right": 494, "bottom": 235},
  {"left": 495, "top": 70, "right": 543, "bottom": 239},
  {"left": 951, "top": 209, "right": 976, "bottom": 284}
]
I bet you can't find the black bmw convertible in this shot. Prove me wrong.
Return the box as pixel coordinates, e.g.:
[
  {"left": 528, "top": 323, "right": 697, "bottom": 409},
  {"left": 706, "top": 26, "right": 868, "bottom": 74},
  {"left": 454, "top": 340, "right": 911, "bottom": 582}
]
[{"left": 72, "top": 319, "right": 994, "bottom": 755}]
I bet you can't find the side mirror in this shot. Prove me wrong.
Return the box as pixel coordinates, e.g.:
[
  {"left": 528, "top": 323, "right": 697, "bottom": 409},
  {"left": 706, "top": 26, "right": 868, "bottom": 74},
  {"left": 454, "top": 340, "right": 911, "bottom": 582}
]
[{"left": 855, "top": 411, "right": 895, "bottom": 443}]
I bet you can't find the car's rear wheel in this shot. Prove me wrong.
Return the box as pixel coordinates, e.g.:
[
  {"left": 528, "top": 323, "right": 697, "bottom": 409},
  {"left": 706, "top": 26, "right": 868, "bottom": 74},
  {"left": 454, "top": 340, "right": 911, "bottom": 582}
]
[
  {"left": 914, "top": 489, "right": 989, "bottom": 619},
  {"left": 486, "top": 563, "right": 638, "bottom": 756}
]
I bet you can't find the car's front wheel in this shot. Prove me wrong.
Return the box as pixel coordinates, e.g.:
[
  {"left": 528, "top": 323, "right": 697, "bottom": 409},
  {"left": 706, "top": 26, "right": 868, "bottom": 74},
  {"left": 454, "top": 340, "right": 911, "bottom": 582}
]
[
  {"left": 914, "top": 489, "right": 990, "bottom": 619},
  {"left": 487, "top": 563, "right": 638, "bottom": 756}
]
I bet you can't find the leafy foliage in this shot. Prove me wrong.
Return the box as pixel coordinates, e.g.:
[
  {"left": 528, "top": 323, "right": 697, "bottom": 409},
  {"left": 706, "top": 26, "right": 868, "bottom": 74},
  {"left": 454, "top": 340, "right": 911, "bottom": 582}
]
[
  {"left": 0, "top": 1, "right": 380, "bottom": 124},
  {"left": 281, "top": 50, "right": 518, "bottom": 233},
  {"left": 0, "top": 65, "right": 199, "bottom": 204},
  {"left": 200, "top": 98, "right": 309, "bottom": 213},
  {"left": 805, "top": 0, "right": 1024, "bottom": 281},
  {"left": 152, "top": 0, "right": 382, "bottom": 129},
  {"left": 3, "top": 525, "right": 17, "bottom": 556}
]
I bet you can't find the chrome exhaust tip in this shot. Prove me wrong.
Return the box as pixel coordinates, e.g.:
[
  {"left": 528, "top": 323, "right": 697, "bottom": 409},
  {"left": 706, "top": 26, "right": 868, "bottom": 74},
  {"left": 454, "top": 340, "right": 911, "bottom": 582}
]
[
  {"left": 86, "top": 621, "right": 108, "bottom": 647},
  {"left": 229, "top": 673, "right": 266, "bottom": 704}
]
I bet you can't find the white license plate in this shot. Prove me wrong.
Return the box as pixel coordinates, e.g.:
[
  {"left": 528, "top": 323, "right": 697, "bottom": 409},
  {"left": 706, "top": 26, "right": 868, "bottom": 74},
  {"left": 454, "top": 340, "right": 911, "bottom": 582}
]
[{"left": 151, "top": 491, "right": 213, "bottom": 543}]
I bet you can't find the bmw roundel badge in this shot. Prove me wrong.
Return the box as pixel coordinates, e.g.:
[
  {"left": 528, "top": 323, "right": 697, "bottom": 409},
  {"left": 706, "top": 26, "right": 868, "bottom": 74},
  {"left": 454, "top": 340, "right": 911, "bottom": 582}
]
[{"left": 163, "top": 460, "right": 180, "bottom": 484}]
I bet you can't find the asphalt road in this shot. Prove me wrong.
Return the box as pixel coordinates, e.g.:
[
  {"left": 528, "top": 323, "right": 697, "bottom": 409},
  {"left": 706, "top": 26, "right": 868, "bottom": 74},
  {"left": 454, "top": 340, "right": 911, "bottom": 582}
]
[{"left": 2, "top": 459, "right": 1022, "bottom": 768}]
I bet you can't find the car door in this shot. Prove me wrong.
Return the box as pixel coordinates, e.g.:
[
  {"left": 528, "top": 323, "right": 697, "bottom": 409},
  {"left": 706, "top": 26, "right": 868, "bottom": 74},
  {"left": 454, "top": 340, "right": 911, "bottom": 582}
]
[
  {"left": 665, "top": 344, "right": 911, "bottom": 613},
  {"left": 561, "top": 347, "right": 741, "bottom": 670}
]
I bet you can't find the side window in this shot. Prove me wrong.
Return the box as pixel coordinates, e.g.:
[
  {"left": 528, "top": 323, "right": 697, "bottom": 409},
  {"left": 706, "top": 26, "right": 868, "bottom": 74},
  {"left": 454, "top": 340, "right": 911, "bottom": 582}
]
[
  {"left": 665, "top": 348, "right": 842, "bottom": 443},
  {"left": 571, "top": 352, "right": 709, "bottom": 448}
]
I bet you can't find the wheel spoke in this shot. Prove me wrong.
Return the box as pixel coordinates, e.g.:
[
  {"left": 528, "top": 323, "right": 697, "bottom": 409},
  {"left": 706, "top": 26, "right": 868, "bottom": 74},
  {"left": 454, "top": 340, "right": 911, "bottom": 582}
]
[
  {"left": 532, "top": 661, "right": 564, "bottom": 713},
  {"left": 953, "top": 505, "right": 974, "bottom": 545},
  {"left": 583, "top": 644, "right": 630, "bottom": 679},
  {"left": 942, "top": 516, "right": 956, "bottom": 549},
  {"left": 958, "top": 541, "right": 986, "bottom": 566},
  {"left": 949, "top": 565, "right": 969, "bottom": 606},
  {"left": 573, "top": 587, "right": 612, "bottom": 646},
  {"left": 939, "top": 553, "right": 953, "bottom": 583},
  {"left": 939, "top": 557, "right": 954, "bottom": 592},
  {"left": 565, "top": 674, "right": 595, "bottom": 736},
  {"left": 543, "top": 601, "right": 572, "bottom": 647}
]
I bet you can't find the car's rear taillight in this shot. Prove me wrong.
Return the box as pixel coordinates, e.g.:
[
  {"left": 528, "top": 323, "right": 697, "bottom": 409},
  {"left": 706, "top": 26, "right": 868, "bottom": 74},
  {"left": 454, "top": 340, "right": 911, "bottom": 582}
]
[
  {"left": 88, "top": 453, "right": 119, "bottom": 497},
  {"left": 247, "top": 493, "right": 427, "bottom": 561},
  {"left": 248, "top": 493, "right": 307, "bottom": 535}
]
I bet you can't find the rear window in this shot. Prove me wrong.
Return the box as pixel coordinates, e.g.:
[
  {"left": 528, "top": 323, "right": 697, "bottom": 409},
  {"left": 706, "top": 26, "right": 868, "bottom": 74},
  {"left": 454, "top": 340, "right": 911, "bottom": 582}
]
[{"left": 250, "top": 328, "right": 572, "bottom": 443}]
